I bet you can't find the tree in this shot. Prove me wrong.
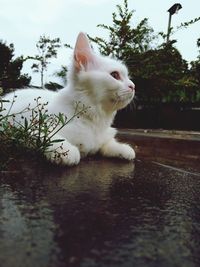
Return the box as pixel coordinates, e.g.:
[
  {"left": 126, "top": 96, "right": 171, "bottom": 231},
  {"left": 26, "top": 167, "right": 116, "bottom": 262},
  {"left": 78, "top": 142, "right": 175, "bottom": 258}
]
[
  {"left": 54, "top": 65, "right": 68, "bottom": 86},
  {"left": 44, "top": 81, "right": 63, "bottom": 91},
  {"left": 89, "top": 0, "right": 155, "bottom": 61},
  {"left": 90, "top": 0, "right": 200, "bottom": 106},
  {"left": 0, "top": 41, "right": 31, "bottom": 93},
  {"left": 156, "top": 12, "right": 199, "bottom": 45},
  {"left": 128, "top": 44, "right": 191, "bottom": 105},
  {"left": 189, "top": 38, "right": 200, "bottom": 102},
  {"left": 30, "top": 35, "right": 61, "bottom": 88}
]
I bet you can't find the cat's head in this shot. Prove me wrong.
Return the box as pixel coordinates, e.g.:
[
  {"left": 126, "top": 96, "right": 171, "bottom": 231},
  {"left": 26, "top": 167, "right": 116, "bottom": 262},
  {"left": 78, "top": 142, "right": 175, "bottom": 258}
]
[{"left": 68, "top": 32, "right": 135, "bottom": 112}]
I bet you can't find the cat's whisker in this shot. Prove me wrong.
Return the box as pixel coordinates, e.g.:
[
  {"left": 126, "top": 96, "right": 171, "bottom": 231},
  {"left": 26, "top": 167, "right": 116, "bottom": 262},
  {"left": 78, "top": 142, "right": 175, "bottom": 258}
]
[{"left": 117, "top": 92, "right": 132, "bottom": 98}]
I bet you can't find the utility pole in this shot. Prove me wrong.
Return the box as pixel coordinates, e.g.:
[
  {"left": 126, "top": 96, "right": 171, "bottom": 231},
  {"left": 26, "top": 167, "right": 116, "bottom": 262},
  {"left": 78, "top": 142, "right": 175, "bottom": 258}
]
[{"left": 166, "top": 3, "right": 182, "bottom": 43}]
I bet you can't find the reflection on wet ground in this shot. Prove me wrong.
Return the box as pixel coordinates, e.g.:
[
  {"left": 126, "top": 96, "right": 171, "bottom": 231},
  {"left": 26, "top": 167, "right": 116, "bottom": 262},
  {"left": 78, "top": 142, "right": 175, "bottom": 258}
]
[{"left": 1, "top": 155, "right": 200, "bottom": 267}]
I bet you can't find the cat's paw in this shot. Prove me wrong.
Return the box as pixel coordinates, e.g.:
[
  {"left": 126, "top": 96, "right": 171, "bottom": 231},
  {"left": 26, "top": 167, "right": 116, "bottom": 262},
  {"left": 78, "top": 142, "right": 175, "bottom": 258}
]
[
  {"left": 100, "top": 139, "right": 135, "bottom": 161},
  {"left": 119, "top": 144, "right": 136, "bottom": 160},
  {"left": 45, "top": 142, "right": 81, "bottom": 166}
]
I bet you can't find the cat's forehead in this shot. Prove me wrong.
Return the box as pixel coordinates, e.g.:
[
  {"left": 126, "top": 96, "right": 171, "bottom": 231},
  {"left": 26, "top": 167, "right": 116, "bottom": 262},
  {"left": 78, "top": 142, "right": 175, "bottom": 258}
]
[{"left": 97, "top": 56, "right": 128, "bottom": 76}]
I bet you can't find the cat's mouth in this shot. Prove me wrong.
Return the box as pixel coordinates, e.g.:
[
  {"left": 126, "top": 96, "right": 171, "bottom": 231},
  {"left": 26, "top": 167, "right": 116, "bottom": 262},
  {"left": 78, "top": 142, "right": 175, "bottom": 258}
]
[
  {"left": 118, "top": 90, "right": 134, "bottom": 101},
  {"left": 111, "top": 90, "right": 134, "bottom": 110}
]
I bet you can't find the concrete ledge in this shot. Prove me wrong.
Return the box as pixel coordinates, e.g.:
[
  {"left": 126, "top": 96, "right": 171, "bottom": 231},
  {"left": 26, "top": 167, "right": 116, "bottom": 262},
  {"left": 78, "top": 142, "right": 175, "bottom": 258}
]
[
  {"left": 117, "top": 129, "right": 200, "bottom": 167},
  {"left": 118, "top": 129, "right": 200, "bottom": 141}
]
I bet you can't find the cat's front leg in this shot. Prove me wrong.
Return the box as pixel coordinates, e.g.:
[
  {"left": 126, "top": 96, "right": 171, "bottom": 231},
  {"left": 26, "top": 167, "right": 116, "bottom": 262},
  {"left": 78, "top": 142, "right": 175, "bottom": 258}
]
[
  {"left": 45, "top": 134, "right": 80, "bottom": 166},
  {"left": 100, "top": 138, "right": 135, "bottom": 161}
]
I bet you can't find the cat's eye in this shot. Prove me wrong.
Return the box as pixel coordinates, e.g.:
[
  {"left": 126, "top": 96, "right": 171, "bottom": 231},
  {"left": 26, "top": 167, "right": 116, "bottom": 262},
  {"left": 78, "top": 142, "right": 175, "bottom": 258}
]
[{"left": 110, "top": 71, "right": 120, "bottom": 80}]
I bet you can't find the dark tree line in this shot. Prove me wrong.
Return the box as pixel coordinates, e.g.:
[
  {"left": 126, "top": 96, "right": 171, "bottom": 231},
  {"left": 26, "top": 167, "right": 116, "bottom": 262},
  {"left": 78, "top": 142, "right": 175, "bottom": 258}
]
[{"left": 0, "top": 41, "right": 31, "bottom": 93}]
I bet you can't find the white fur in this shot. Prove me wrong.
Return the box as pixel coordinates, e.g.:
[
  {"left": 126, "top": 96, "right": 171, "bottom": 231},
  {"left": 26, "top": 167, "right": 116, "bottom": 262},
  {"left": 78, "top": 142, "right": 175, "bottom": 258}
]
[{"left": 2, "top": 32, "right": 135, "bottom": 166}]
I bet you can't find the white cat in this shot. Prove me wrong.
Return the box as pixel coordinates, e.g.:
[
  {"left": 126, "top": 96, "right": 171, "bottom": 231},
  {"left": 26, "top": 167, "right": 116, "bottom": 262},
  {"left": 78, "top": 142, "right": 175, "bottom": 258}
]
[{"left": 3, "top": 32, "right": 135, "bottom": 166}]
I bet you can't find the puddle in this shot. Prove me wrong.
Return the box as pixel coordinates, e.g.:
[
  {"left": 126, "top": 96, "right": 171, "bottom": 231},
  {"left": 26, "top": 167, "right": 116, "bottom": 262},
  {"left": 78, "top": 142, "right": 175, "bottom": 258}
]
[{"left": 0, "top": 158, "right": 200, "bottom": 267}]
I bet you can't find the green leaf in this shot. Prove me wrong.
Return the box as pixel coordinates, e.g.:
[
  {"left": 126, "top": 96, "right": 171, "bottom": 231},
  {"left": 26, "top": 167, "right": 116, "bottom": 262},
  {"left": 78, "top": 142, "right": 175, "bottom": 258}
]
[{"left": 24, "top": 117, "right": 28, "bottom": 129}]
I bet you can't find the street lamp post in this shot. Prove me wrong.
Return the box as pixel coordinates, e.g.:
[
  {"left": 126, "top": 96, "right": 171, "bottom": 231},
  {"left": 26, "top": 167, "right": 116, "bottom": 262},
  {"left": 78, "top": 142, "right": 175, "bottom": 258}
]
[{"left": 166, "top": 3, "right": 182, "bottom": 43}]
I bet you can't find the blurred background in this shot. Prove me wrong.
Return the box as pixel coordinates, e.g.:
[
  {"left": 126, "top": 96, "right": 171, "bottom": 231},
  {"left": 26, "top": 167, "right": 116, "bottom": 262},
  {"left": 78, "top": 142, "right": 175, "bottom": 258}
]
[{"left": 1, "top": 0, "right": 200, "bottom": 130}]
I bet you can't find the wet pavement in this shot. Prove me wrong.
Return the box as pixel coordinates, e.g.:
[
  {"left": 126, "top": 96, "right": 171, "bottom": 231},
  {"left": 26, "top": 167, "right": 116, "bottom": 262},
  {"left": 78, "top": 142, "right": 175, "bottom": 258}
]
[{"left": 0, "top": 130, "right": 200, "bottom": 267}]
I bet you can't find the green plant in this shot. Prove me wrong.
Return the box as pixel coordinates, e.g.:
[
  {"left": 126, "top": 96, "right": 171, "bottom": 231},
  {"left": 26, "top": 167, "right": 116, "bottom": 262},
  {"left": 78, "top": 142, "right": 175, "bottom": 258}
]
[
  {"left": 28, "top": 35, "right": 62, "bottom": 88},
  {"left": 89, "top": 0, "right": 155, "bottom": 60},
  {"left": 0, "top": 96, "right": 88, "bottom": 161}
]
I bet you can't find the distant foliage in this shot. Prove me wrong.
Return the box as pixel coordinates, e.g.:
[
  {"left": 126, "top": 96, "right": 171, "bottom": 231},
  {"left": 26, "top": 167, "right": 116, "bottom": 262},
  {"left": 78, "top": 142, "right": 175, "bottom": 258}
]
[
  {"left": 89, "top": 0, "right": 155, "bottom": 61},
  {"left": 130, "top": 44, "right": 199, "bottom": 105},
  {"left": 189, "top": 38, "right": 200, "bottom": 101},
  {"left": 44, "top": 81, "right": 64, "bottom": 91},
  {"left": 28, "top": 35, "right": 61, "bottom": 88},
  {"left": 177, "top": 17, "right": 200, "bottom": 30},
  {"left": 54, "top": 65, "right": 68, "bottom": 86},
  {"left": 0, "top": 41, "right": 31, "bottom": 93},
  {"left": 90, "top": 0, "right": 200, "bottom": 107},
  {"left": 1, "top": 0, "right": 200, "bottom": 107}
]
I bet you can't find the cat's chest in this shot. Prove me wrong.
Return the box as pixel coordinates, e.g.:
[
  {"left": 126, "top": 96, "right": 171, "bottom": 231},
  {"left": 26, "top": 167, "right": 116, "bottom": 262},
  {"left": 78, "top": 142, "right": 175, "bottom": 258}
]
[
  {"left": 64, "top": 124, "right": 114, "bottom": 157},
  {"left": 74, "top": 129, "right": 104, "bottom": 156}
]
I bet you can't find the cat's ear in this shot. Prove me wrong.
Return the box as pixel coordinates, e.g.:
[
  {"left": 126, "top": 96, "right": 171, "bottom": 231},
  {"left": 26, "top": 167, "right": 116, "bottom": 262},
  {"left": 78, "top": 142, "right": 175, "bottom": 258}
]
[{"left": 74, "top": 32, "right": 95, "bottom": 71}]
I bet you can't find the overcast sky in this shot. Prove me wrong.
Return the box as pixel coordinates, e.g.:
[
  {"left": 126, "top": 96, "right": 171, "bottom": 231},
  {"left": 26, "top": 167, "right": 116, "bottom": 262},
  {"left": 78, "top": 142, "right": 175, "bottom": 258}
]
[{"left": 1, "top": 0, "right": 200, "bottom": 86}]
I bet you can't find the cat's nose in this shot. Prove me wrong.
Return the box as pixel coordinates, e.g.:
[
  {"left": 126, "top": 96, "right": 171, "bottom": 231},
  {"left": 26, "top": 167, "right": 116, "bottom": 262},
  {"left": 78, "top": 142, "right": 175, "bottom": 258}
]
[{"left": 128, "top": 83, "right": 135, "bottom": 92}]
